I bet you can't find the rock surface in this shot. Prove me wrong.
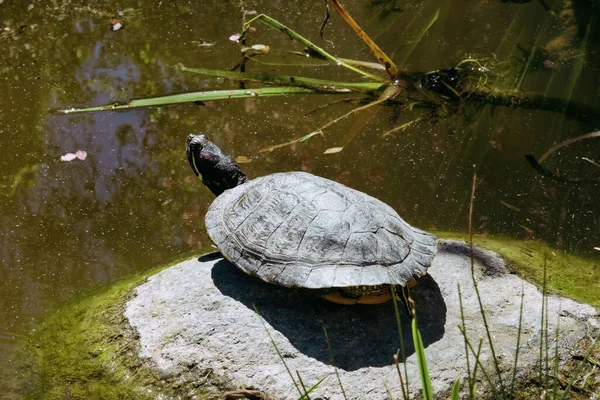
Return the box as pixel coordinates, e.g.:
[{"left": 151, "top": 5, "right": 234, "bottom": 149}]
[{"left": 125, "top": 240, "right": 599, "bottom": 399}]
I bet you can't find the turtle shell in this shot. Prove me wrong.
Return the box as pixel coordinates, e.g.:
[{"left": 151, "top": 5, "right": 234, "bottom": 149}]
[{"left": 205, "top": 171, "right": 437, "bottom": 289}]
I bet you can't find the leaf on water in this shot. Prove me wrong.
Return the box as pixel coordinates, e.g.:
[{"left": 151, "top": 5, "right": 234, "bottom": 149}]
[
  {"left": 180, "top": 65, "right": 385, "bottom": 92},
  {"left": 60, "top": 150, "right": 87, "bottom": 162},
  {"left": 229, "top": 33, "right": 240, "bottom": 42},
  {"left": 250, "top": 44, "right": 268, "bottom": 51},
  {"left": 323, "top": 147, "right": 343, "bottom": 154},
  {"left": 235, "top": 155, "right": 252, "bottom": 164},
  {"left": 57, "top": 87, "right": 318, "bottom": 114}
]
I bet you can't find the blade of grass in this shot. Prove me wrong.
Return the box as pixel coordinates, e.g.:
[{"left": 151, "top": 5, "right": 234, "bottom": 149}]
[
  {"left": 468, "top": 164, "right": 506, "bottom": 396},
  {"left": 559, "top": 334, "right": 600, "bottom": 400},
  {"left": 457, "top": 284, "right": 474, "bottom": 399},
  {"left": 411, "top": 305, "right": 433, "bottom": 400},
  {"left": 393, "top": 351, "right": 408, "bottom": 400},
  {"left": 329, "top": 0, "right": 399, "bottom": 78},
  {"left": 298, "top": 375, "right": 329, "bottom": 400},
  {"left": 383, "top": 380, "right": 394, "bottom": 400},
  {"left": 509, "top": 283, "right": 525, "bottom": 399},
  {"left": 259, "top": 130, "right": 324, "bottom": 153},
  {"left": 458, "top": 327, "right": 498, "bottom": 398},
  {"left": 242, "top": 14, "right": 386, "bottom": 82},
  {"left": 471, "top": 339, "right": 483, "bottom": 396},
  {"left": 381, "top": 117, "right": 424, "bottom": 137},
  {"left": 552, "top": 306, "right": 561, "bottom": 399},
  {"left": 538, "top": 253, "right": 548, "bottom": 396},
  {"left": 253, "top": 305, "right": 302, "bottom": 397},
  {"left": 391, "top": 285, "right": 410, "bottom": 399},
  {"left": 544, "top": 257, "right": 550, "bottom": 392},
  {"left": 180, "top": 66, "right": 386, "bottom": 92},
  {"left": 57, "top": 87, "right": 319, "bottom": 114},
  {"left": 323, "top": 327, "right": 348, "bottom": 400},
  {"left": 296, "top": 371, "right": 311, "bottom": 400},
  {"left": 451, "top": 377, "right": 461, "bottom": 400}
]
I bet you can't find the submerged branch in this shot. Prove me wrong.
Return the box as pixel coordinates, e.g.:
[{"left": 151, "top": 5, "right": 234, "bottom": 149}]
[{"left": 525, "top": 155, "right": 600, "bottom": 185}]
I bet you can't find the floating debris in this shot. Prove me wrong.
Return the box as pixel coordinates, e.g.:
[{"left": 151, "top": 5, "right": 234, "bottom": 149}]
[
  {"left": 60, "top": 150, "right": 87, "bottom": 162},
  {"left": 241, "top": 44, "right": 270, "bottom": 56},
  {"left": 235, "top": 155, "right": 252, "bottom": 164},
  {"left": 110, "top": 20, "right": 124, "bottom": 31},
  {"left": 191, "top": 40, "right": 216, "bottom": 48},
  {"left": 229, "top": 33, "right": 240, "bottom": 42}
]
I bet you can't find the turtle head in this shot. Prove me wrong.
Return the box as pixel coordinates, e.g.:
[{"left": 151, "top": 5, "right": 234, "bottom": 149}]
[{"left": 186, "top": 133, "right": 248, "bottom": 197}]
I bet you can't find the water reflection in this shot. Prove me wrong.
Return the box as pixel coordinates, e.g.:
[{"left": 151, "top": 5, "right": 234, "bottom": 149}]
[{"left": 0, "top": 0, "right": 599, "bottom": 394}]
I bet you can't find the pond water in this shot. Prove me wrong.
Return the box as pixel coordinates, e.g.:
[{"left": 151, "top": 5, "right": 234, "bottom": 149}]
[{"left": 1, "top": 0, "right": 599, "bottom": 393}]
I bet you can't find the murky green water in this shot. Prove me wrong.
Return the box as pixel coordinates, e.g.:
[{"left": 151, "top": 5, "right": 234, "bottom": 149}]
[{"left": 1, "top": 0, "right": 599, "bottom": 393}]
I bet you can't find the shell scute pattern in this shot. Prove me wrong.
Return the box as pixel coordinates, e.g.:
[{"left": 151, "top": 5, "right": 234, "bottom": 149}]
[
  {"left": 206, "top": 172, "right": 436, "bottom": 288},
  {"left": 234, "top": 190, "right": 299, "bottom": 250},
  {"left": 297, "top": 210, "right": 351, "bottom": 262}
]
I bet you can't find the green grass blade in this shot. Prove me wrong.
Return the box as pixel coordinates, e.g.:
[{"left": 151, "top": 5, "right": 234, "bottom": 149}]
[
  {"left": 538, "top": 254, "right": 548, "bottom": 395},
  {"left": 468, "top": 165, "right": 506, "bottom": 396},
  {"left": 57, "top": 87, "right": 319, "bottom": 114},
  {"left": 458, "top": 327, "right": 498, "bottom": 398},
  {"left": 412, "top": 315, "right": 433, "bottom": 400},
  {"left": 391, "top": 286, "right": 410, "bottom": 398},
  {"left": 559, "top": 335, "right": 600, "bottom": 400},
  {"left": 552, "top": 307, "right": 561, "bottom": 399},
  {"left": 258, "top": 130, "right": 324, "bottom": 153},
  {"left": 458, "top": 284, "right": 474, "bottom": 399},
  {"left": 323, "top": 327, "right": 348, "bottom": 400},
  {"left": 509, "top": 283, "right": 525, "bottom": 398},
  {"left": 243, "top": 14, "right": 386, "bottom": 82},
  {"left": 451, "top": 377, "right": 461, "bottom": 400},
  {"left": 298, "top": 375, "right": 329, "bottom": 400},
  {"left": 180, "top": 66, "right": 386, "bottom": 92},
  {"left": 296, "top": 371, "right": 311, "bottom": 400},
  {"left": 253, "top": 305, "right": 302, "bottom": 397}
]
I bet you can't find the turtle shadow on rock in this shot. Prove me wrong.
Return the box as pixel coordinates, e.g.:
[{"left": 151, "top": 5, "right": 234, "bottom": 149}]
[{"left": 210, "top": 258, "right": 447, "bottom": 371}]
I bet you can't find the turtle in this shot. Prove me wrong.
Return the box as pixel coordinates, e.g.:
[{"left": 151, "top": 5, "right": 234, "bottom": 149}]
[{"left": 186, "top": 133, "right": 437, "bottom": 305}]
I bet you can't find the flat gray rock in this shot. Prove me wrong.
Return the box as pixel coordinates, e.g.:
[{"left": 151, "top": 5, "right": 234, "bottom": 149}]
[{"left": 125, "top": 240, "right": 598, "bottom": 399}]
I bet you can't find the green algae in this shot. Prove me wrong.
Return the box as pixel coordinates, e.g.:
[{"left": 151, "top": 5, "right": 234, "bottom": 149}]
[
  {"left": 18, "top": 255, "right": 219, "bottom": 400},
  {"left": 435, "top": 232, "right": 600, "bottom": 307}
]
